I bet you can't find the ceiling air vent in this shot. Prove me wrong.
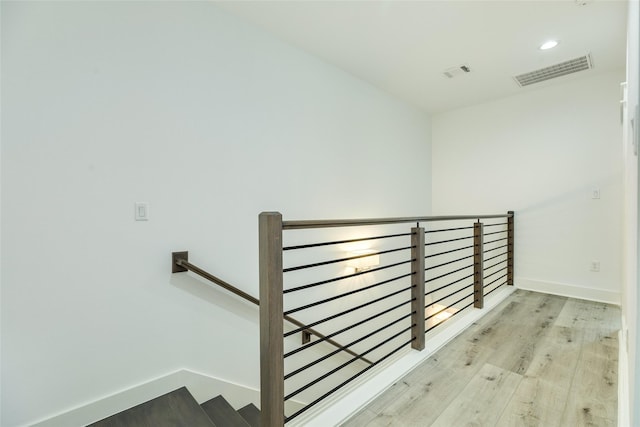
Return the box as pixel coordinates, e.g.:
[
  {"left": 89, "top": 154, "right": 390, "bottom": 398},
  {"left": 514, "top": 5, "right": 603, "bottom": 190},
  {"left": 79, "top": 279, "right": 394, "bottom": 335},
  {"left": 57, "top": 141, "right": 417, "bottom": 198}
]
[
  {"left": 513, "top": 54, "right": 593, "bottom": 87},
  {"left": 443, "top": 64, "right": 471, "bottom": 78}
]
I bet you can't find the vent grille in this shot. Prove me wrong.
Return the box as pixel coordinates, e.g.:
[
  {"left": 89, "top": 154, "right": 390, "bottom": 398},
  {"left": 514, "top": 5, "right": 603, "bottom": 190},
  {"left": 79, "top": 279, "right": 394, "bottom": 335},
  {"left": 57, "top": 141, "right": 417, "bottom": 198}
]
[
  {"left": 443, "top": 64, "right": 471, "bottom": 78},
  {"left": 514, "top": 54, "right": 593, "bottom": 87}
]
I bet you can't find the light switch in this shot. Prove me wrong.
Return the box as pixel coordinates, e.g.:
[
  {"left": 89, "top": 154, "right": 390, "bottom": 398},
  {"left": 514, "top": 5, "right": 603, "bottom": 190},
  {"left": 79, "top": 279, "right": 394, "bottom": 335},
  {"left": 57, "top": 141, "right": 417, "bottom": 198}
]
[
  {"left": 591, "top": 189, "right": 600, "bottom": 199},
  {"left": 135, "top": 202, "right": 149, "bottom": 221}
]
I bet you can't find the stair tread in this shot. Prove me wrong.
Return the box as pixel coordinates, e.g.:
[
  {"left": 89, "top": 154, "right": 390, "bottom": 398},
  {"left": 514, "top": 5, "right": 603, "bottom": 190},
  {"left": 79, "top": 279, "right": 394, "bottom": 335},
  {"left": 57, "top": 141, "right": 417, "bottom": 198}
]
[
  {"left": 237, "top": 403, "right": 260, "bottom": 427},
  {"left": 87, "top": 386, "right": 216, "bottom": 427},
  {"left": 201, "top": 395, "right": 250, "bottom": 427}
]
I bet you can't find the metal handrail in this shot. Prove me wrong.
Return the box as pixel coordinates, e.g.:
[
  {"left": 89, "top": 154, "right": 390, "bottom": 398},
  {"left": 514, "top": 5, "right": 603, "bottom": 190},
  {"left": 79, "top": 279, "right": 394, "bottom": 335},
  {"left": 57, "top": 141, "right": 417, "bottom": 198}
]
[
  {"left": 283, "top": 213, "right": 513, "bottom": 230},
  {"left": 171, "top": 252, "right": 373, "bottom": 365}
]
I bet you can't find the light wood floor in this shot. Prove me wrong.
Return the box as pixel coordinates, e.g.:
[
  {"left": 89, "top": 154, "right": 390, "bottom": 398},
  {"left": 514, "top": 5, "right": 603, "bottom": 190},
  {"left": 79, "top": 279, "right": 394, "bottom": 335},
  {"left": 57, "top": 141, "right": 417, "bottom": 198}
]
[{"left": 342, "top": 289, "right": 620, "bottom": 427}]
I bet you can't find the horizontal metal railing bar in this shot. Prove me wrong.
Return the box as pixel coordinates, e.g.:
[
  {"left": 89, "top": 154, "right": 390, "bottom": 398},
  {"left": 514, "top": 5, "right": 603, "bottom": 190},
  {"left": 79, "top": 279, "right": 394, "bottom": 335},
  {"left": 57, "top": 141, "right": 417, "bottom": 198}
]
[
  {"left": 425, "top": 244, "right": 475, "bottom": 259},
  {"left": 284, "top": 298, "right": 412, "bottom": 358},
  {"left": 425, "top": 235, "right": 473, "bottom": 246},
  {"left": 484, "top": 281, "right": 507, "bottom": 297},
  {"left": 483, "top": 222, "right": 508, "bottom": 228},
  {"left": 284, "top": 326, "right": 413, "bottom": 401},
  {"left": 425, "top": 263, "right": 474, "bottom": 284},
  {"left": 284, "top": 313, "right": 412, "bottom": 380},
  {"left": 483, "top": 230, "right": 507, "bottom": 237},
  {"left": 484, "top": 244, "right": 508, "bottom": 254},
  {"left": 484, "top": 251, "right": 508, "bottom": 263},
  {"left": 284, "top": 288, "right": 413, "bottom": 338},
  {"left": 425, "top": 254, "right": 473, "bottom": 272},
  {"left": 425, "top": 292, "right": 474, "bottom": 322},
  {"left": 283, "top": 260, "right": 412, "bottom": 294},
  {"left": 283, "top": 232, "right": 412, "bottom": 251},
  {"left": 425, "top": 225, "right": 475, "bottom": 234},
  {"left": 283, "top": 246, "right": 413, "bottom": 273},
  {"left": 282, "top": 213, "right": 513, "bottom": 230},
  {"left": 284, "top": 273, "right": 412, "bottom": 316},
  {"left": 175, "top": 257, "right": 373, "bottom": 365},
  {"left": 425, "top": 273, "right": 474, "bottom": 297},
  {"left": 484, "top": 273, "right": 508, "bottom": 288},
  {"left": 425, "top": 285, "right": 473, "bottom": 313},
  {"left": 484, "top": 266, "right": 508, "bottom": 281},
  {"left": 484, "top": 237, "right": 508, "bottom": 245},
  {"left": 425, "top": 300, "right": 474, "bottom": 334},
  {"left": 285, "top": 338, "right": 413, "bottom": 422},
  {"left": 483, "top": 258, "right": 508, "bottom": 272}
]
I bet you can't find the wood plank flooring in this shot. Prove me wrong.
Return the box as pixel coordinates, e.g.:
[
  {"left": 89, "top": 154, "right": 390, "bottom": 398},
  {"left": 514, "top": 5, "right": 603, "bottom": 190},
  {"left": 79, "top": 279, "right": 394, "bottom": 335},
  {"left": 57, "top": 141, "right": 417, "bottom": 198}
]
[{"left": 342, "top": 290, "right": 620, "bottom": 427}]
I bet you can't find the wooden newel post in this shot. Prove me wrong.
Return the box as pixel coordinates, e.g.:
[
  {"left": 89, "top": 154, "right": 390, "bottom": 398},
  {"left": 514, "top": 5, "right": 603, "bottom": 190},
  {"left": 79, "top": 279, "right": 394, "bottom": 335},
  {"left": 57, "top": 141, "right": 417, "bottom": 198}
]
[
  {"left": 507, "top": 211, "right": 514, "bottom": 286},
  {"left": 411, "top": 226, "right": 425, "bottom": 351},
  {"left": 259, "top": 212, "right": 285, "bottom": 426},
  {"left": 473, "top": 221, "right": 484, "bottom": 309}
]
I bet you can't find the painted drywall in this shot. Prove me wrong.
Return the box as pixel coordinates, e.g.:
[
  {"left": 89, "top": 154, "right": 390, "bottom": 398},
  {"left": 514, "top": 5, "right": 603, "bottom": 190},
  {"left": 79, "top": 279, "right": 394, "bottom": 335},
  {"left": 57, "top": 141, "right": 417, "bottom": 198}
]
[
  {"left": 432, "top": 70, "right": 624, "bottom": 304},
  {"left": 0, "top": 2, "right": 432, "bottom": 426}
]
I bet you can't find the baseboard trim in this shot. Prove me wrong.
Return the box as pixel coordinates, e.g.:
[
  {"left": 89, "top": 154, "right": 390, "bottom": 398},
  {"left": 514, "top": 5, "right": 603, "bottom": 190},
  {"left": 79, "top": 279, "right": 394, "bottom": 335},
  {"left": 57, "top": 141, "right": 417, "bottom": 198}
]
[
  {"left": 516, "top": 278, "right": 621, "bottom": 305},
  {"left": 29, "top": 369, "right": 302, "bottom": 427}
]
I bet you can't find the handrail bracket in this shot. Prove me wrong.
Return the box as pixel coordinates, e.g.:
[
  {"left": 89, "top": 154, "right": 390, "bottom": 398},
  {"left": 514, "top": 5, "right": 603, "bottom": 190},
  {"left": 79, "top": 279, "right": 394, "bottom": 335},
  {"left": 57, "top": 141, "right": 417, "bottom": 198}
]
[{"left": 172, "top": 251, "right": 189, "bottom": 273}]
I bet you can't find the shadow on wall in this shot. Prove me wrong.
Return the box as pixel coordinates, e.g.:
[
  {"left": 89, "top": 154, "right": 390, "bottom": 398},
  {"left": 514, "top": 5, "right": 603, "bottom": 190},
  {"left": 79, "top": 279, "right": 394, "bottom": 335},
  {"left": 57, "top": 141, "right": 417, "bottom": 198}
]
[{"left": 169, "top": 267, "right": 260, "bottom": 327}]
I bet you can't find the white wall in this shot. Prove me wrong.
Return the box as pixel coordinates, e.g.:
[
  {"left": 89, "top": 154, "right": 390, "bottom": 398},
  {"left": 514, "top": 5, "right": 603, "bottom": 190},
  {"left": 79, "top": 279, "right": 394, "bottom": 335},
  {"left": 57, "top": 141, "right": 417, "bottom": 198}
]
[
  {"left": 432, "top": 71, "right": 624, "bottom": 304},
  {"left": 0, "top": 2, "right": 432, "bottom": 426}
]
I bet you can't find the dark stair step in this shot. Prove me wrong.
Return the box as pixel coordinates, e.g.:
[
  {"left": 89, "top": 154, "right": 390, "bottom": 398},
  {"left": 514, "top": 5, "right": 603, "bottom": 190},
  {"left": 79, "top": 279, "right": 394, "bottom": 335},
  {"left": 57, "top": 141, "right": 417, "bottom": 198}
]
[
  {"left": 201, "top": 395, "right": 251, "bottom": 427},
  {"left": 237, "top": 403, "right": 260, "bottom": 427},
  {"left": 87, "top": 386, "right": 216, "bottom": 427}
]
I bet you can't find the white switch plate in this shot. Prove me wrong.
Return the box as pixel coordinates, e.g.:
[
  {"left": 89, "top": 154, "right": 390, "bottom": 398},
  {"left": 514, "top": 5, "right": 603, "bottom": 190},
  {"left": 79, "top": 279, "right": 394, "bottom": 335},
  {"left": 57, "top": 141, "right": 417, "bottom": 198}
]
[{"left": 135, "top": 202, "right": 149, "bottom": 221}]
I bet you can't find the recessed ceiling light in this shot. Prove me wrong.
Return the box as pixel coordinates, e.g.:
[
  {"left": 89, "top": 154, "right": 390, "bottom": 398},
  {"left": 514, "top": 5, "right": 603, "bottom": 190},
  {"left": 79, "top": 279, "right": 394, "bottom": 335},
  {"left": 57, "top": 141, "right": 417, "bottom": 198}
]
[{"left": 539, "top": 40, "right": 559, "bottom": 50}]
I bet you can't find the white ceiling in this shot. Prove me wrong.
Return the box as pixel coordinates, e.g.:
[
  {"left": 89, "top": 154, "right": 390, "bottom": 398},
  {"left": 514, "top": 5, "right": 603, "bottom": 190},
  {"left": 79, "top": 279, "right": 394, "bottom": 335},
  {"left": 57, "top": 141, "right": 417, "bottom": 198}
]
[{"left": 217, "top": 0, "right": 628, "bottom": 114}]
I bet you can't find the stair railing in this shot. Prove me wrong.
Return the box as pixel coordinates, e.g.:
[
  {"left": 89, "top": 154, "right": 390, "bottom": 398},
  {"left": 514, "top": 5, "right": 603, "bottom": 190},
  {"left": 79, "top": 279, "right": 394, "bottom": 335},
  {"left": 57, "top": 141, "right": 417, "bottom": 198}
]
[{"left": 259, "top": 211, "right": 514, "bottom": 425}]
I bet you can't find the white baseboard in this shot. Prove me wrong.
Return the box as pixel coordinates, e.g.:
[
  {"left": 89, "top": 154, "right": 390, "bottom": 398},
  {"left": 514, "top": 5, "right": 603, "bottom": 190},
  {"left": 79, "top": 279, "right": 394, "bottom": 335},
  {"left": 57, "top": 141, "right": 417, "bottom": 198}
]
[
  {"left": 288, "top": 286, "right": 516, "bottom": 427},
  {"left": 29, "top": 369, "right": 302, "bottom": 427},
  {"left": 516, "top": 278, "right": 621, "bottom": 305}
]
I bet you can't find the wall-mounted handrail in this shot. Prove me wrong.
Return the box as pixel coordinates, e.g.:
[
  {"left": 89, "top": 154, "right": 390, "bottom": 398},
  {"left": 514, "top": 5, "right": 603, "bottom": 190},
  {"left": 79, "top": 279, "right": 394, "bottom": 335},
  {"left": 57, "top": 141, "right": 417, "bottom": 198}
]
[
  {"left": 283, "top": 213, "right": 513, "bottom": 230},
  {"left": 171, "top": 252, "right": 373, "bottom": 366},
  {"left": 173, "top": 252, "right": 259, "bottom": 305}
]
